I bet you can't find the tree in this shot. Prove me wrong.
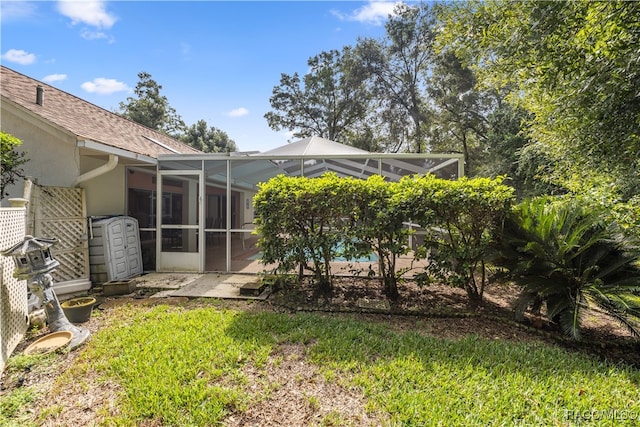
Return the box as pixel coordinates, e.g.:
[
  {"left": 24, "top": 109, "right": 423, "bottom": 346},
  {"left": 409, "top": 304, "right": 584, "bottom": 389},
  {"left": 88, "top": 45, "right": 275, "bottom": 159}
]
[
  {"left": 355, "top": 2, "right": 437, "bottom": 153},
  {"left": 1, "top": 131, "right": 29, "bottom": 200},
  {"left": 481, "top": 102, "right": 528, "bottom": 180},
  {"left": 427, "top": 51, "right": 493, "bottom": 175},
  {"left": 265, "top": 47, "right": 371, "bottom": 143},
  {"left": 437, "top": 0, "right": 640, "bottom": 197},
  {"left": 118, "top": 71, "right": 186, "bottom": 137},
  {"left": 480, "top": 102, "right": 561, "bottom": 198},
  {"left": 180, "top": 120, "right": 237, "bottom": 153}
]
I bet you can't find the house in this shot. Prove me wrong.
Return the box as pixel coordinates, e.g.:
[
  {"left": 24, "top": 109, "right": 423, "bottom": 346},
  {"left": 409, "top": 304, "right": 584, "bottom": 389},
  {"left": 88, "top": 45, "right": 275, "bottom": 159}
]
[
  {"left": 1, "top": 65, "right": 201, "bottom": 294},
  {"left": 1, "top": 65, "right": 202, "bottom": 207}
]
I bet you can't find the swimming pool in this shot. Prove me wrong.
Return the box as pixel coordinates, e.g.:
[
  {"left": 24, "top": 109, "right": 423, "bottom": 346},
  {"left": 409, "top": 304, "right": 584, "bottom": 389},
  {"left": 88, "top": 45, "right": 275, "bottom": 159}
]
[{"left": 248, "top": 242, "right": 378, "bottom": 262}]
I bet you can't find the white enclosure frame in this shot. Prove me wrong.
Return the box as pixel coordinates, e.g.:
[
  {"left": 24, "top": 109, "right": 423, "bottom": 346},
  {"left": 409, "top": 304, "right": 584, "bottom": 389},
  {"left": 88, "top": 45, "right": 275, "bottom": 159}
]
[{"left": 155, "top": 152, "right": 464, "bottom": 273}]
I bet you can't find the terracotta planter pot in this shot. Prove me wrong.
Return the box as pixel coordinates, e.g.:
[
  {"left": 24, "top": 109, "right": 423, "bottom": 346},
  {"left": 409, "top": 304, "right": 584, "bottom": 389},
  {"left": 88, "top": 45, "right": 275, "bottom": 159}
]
[{"left": 61, "top": 297, "right": 96, "bottom": 323}]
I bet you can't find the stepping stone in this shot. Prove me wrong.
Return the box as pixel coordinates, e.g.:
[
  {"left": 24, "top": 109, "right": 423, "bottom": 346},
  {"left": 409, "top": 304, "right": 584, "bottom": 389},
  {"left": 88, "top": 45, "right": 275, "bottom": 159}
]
[{"left": 239, "top": 281, "right": 266, "bottom": 296}]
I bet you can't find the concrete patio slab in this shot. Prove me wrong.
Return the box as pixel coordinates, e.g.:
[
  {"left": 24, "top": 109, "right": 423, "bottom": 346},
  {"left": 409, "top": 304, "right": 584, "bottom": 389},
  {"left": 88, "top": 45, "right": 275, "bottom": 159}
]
[
  {"left": 133, "top": 273, "right": 202, "bottom": 290},
  {"left": 167, "top": 274, "right": 271, "bottom": 300}
]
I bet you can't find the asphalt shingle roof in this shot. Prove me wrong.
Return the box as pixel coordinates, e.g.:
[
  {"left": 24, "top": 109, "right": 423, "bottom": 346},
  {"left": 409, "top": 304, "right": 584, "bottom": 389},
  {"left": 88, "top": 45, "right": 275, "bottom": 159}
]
[{"left": 1, "top": 66, "right": 202, "bottom": 159}]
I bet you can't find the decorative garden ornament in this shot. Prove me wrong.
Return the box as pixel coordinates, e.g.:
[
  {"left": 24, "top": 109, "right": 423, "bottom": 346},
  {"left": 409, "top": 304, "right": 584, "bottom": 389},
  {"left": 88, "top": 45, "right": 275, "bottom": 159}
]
[{"left": 2, "top": 235, "right": 90, "bottom": 349}]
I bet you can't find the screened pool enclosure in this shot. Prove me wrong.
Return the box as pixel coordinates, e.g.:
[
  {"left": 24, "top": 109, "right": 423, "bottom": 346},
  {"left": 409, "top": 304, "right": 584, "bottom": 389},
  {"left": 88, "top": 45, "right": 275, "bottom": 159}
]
[{"left": 126, "top": 137, "right": 464, "bottom": 274}]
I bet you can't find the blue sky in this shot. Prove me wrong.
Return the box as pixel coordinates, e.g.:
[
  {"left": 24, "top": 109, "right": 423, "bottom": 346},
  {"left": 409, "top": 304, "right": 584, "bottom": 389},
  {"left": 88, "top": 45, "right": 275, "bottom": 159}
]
[{"left": 1, "top": 0, "right": 397, "bottom": 152}]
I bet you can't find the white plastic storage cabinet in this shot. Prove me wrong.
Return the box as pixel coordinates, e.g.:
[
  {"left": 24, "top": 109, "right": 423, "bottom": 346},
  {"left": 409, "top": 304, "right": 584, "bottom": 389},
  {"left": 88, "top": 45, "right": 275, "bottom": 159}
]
[{"left": 89, "top": 216, "right": 143, "bottom": 284}]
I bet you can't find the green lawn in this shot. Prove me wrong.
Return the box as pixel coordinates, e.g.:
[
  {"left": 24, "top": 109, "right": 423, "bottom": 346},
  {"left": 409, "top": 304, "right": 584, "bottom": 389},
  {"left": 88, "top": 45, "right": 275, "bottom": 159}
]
[{"left": 4, "top": 302, "right": 640, "bottom": 426}]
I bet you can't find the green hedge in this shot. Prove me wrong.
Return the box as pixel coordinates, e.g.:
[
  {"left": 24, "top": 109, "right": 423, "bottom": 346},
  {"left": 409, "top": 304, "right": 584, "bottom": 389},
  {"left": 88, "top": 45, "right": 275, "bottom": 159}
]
[
  {"left": 253, "top": 173, "right": 515, "bottom": 301},
  {"left": 399, "top": 175, "right": 515, "bottom": 301}
]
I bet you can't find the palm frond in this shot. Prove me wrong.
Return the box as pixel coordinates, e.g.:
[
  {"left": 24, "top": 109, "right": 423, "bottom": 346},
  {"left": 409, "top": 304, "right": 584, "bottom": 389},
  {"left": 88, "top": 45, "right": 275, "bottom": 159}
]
[{"left": 495, "top": 196, "right": 640, "bottom": 340}]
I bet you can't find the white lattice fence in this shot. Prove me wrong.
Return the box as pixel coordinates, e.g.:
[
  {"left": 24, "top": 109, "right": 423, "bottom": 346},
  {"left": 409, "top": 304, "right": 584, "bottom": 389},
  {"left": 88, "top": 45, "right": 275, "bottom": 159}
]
[
  {"left": 32, "top": 186, "right": 90, "bottom": 291},
  {"left": 0, "top": 207, "right": 27, "bottom": 373}
]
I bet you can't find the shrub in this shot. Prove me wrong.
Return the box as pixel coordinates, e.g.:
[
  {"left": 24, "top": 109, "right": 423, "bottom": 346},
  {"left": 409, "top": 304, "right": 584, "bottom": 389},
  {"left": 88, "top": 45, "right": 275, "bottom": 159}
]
[
  {"left": 400, "top": 175, "right": 515, "bottom": 302},
  {"left": 254, "top": 174, "right": 341, "bottom": 292},
  {"left": 494, "top": 196, "right": 640, "bottom": 340},
  {"left": 254, "top": 173, "right": 514, "bottom": 303},
  {"left": 254, "top": 174, "right": 410, "bottom": 297},
  {"left": 1, "top": 131, "right": 29, "bottom": 200},
  {"left": 350, "top": 177, "right": 410, "bottom": 300}
]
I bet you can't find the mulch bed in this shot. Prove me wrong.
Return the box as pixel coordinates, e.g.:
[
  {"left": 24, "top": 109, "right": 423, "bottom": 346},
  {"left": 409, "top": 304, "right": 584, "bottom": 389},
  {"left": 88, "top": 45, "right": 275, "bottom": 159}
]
[{"left": 267, "top": 276, "right": 640, "bottom": 368}]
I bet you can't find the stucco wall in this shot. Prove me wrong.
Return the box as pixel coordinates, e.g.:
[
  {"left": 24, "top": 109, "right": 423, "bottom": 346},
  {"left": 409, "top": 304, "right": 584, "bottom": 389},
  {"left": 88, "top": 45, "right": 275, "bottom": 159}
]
[
  {"left": 79, "top": 158, "right": 126, "bottom": 217},
  {"left": 1, "top": 106, "right": 79, "bottom": 206}
]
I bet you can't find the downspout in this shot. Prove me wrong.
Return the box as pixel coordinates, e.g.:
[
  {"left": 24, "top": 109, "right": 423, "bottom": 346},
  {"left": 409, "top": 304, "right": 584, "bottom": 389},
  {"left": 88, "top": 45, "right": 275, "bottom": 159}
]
[{"left": 74, "top": 154, "right": 119, "bottom": 186}]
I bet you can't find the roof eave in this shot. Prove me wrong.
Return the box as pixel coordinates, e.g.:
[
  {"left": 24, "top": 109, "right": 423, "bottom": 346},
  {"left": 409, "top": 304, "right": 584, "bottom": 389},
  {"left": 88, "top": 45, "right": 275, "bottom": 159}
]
[{"left": 77, "top": 139, "right": 157, "bottom": 165}]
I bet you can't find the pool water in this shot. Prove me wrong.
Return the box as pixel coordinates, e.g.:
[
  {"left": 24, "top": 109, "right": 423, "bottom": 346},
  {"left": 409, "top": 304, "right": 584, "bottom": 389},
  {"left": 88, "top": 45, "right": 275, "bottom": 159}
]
[{"left": 247, "top": 242, "right": 378, "bottom": 262}]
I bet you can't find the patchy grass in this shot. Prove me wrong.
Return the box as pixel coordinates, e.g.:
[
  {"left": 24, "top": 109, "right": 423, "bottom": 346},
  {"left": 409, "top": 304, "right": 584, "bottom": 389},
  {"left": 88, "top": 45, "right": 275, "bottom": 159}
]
[
  {"left": 1, "top": 386, "right": 37, "bottom": 426},
  {"left": 0, "top": 352, "right": 62, "bottom": 427},
  {"left": 31, "top": 303, "right": 639, "bottom": 426}
]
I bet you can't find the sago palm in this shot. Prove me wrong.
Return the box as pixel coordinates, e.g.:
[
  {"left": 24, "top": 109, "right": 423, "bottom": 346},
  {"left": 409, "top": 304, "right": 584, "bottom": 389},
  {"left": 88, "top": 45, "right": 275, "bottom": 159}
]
[{"left": 494, "top": 196, "right": 640, "bottom": 340}]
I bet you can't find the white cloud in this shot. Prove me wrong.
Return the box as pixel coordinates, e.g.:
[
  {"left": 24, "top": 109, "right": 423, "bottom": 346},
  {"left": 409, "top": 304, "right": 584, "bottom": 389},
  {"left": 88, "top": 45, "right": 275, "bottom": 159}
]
[
  {"left": 42, "top": 74, "right": 67, "bottom": 83},
  {"left": 227, "top": 107, "right": 249, "bottom": 118},
  {"left": 56, "top": 0, "right": 117, "bottom": 29},
  {"left": 80, "top": 29, "right": 113, "bottom": 42},
  {"left": 81, "top": 78, "right": 129, "bottom": 95},
  {"left": 332, "top": 1, "right": 399, "bottom": 26},
  {"left": 0, "top": 1, "right": 37, "bottom": 23},
  {"left": 1, "top": 49, "right": 36, "bottom": 65}
]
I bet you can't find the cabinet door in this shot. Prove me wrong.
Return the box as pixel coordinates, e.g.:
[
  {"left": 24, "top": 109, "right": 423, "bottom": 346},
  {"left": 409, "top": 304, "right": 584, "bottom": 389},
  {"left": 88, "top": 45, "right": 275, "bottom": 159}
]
[
  {"left": 106, "top": 219, "right": 129, "bottom": 280},
  {"left": 124, "top": 218, "right": 143, "bottom": 276}
]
